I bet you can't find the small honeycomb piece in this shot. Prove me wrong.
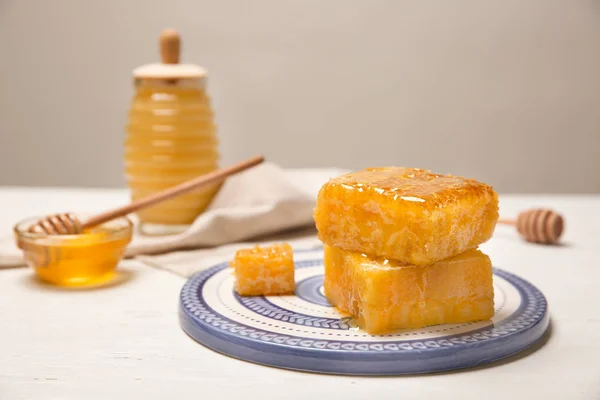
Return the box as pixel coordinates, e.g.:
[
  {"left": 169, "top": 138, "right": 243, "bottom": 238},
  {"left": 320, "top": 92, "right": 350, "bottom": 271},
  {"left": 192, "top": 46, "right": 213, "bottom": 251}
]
[
  {"left": 230, "top": 243, "right": 295, "bottom": 296},
  {"left": 324, "top": 245, "right": 494, "bottom": 334},
  {"left": 314, "top": 167, "right": 499, "bottom": 265}
]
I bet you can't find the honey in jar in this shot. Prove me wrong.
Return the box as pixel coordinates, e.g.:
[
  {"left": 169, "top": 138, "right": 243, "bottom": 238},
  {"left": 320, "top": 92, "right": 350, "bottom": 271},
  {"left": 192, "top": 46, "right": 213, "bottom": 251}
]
[{"left": 125, "top": 29, "right": 220, "bottom": 234}]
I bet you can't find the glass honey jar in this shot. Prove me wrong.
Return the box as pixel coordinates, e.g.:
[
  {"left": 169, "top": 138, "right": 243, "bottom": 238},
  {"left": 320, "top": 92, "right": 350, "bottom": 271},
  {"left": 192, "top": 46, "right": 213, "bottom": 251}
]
[{"left": 125, "top": 29, "right": 220, "bottom": 235}]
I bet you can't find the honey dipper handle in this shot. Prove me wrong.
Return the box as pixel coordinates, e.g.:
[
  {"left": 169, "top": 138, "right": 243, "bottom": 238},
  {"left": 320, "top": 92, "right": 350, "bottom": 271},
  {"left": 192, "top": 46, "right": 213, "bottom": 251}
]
[
  {"left": 497, "top": 218, "right": 516, "bottom": 226},
  {"left": 82, "top": 155, "right": 265, "bottom": 230},
  {"left": 160, "top": 28, "right": 180, "bottom": 64}
]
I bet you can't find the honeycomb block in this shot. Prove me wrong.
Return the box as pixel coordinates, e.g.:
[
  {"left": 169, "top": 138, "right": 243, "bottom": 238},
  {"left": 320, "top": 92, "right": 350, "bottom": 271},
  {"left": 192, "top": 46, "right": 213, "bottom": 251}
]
[
  {"left": 314, "top": 167, "right": 499, "bottom": 265},
  {"left": 230, "top": 243, "right": 295, "bottom": 296},
  {"left": 323, "top": 245, "right": 494, "bottom": 334}
]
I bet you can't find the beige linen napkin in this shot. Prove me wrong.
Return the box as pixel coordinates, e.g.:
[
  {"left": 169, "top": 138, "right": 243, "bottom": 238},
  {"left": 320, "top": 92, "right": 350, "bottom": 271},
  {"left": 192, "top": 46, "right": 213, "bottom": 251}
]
[
  {"left": 0, "top": 163, "right": 347, "bottom": 273},
  {"left": 126, "top": 162, "right": 317, "bottom": 256},
  {"left": 0, "top": 239, "right": 21, "bottom": 267}
]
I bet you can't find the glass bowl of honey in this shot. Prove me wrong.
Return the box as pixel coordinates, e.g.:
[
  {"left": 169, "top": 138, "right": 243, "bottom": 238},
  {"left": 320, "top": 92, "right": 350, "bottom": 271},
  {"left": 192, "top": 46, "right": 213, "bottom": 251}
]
[{"left": 13, "top": 215, "right": 133, "bottom": 287}]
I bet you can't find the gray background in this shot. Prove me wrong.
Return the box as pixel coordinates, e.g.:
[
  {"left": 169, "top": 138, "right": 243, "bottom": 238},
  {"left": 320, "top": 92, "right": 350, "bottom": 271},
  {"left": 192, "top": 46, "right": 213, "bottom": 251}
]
[{"left": 1, "top": 0, "right": 599, "bottom": 193}]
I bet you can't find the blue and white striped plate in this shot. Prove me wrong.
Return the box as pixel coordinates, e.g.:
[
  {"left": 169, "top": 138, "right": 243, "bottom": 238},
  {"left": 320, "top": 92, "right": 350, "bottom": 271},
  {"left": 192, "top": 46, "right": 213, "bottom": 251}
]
[{"left": 179, "top": 248, "right": 549, "bottom": 375}]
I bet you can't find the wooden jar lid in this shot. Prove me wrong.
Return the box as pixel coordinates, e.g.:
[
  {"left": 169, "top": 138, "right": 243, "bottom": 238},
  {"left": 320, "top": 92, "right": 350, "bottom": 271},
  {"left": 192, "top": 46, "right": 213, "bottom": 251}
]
[{"left": 133, "top": 29, "right": 207, "bottom": 80}]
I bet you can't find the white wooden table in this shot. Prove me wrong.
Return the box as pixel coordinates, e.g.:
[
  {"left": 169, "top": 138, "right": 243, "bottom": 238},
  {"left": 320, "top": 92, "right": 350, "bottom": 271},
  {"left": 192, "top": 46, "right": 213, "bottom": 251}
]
[{"left": 1, "top": 188, "right": 599, "bottom": 399}]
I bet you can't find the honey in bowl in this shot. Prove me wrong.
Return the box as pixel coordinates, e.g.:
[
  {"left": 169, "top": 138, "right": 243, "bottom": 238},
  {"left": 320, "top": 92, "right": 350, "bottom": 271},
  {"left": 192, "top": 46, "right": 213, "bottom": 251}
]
[{"left": 14, "top": 216, "right": 133, "bottom": 287}]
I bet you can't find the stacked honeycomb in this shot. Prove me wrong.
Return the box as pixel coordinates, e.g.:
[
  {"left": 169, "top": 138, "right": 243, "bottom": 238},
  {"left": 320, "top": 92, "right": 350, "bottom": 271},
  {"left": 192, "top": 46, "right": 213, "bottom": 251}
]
[
  {"left": 315, "top": 167, "right": 499, "bottom": 334},
  {"left": 324, "top": 246, "right": 494, "bottom": 334}
]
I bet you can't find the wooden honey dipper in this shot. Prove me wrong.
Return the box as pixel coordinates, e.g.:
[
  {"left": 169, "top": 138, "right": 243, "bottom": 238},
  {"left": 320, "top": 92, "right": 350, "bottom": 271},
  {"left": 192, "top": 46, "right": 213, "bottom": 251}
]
[
  {"left": 27, "top": 155, "right": 265, "bottom": 235},
  {"left": 498, "top": 208, "right": 564, "bottom": 245}
]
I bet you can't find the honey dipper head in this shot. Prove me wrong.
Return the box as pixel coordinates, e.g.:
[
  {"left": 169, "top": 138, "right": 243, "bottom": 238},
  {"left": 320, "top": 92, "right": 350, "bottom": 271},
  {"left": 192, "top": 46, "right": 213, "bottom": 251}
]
[
  {"left": 28, "top": 213, "right": 83, "bottom": 235},
  {"left": 516, "top": 209, "right": 564, "bottom": 245}
]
